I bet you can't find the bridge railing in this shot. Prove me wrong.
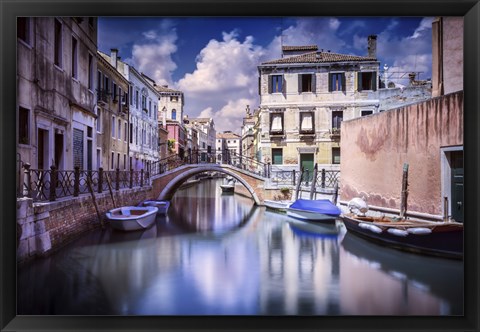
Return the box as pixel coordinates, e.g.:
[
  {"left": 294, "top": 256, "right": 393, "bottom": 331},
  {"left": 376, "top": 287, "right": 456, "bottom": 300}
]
[
  {"left": 270, "top": 165, "right": 340, "bottom": 189},
  {"left": 20, "top": 164, "right": 149, "bottom": 202},
  {"left": 221, "top": 150, "right": 270, "bottom": 178}
]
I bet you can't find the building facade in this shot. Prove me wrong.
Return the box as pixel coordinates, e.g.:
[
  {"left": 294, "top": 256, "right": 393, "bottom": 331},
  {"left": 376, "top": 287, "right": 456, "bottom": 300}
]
[
  {"left": 17, "top": 17, "right": 98, "bottom": 173},
  {"left": 156, "top": 85, "right": 186, "bottom": 158},
  {"left": 96, "top": 51, "right": 129, "bottom": 171},
  {"left": 257, "top": 41, "right": 381, "bottom": 174}
]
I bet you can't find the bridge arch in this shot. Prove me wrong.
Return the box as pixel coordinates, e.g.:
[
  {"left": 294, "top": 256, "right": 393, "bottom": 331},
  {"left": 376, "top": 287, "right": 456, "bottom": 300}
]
[{"left": 157, "top": 165, "right": 262, "bottom": 205}]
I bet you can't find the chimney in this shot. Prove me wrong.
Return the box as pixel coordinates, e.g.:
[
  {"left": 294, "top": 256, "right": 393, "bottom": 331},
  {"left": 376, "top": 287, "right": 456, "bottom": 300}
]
[
  {"left": 110, "top": 48, "right": 118, "bottom": 68},
  {"left": 367, "top": 35, "right": 377, "bottom": 58}
]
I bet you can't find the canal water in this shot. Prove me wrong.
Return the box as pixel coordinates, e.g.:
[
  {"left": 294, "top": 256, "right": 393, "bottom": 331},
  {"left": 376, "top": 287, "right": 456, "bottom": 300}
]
[{"left": 17, "top": 178, "right": 463, "bottom": 315}]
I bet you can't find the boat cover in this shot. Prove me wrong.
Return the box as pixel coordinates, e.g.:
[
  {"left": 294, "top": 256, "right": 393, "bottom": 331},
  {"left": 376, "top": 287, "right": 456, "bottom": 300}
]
[{"left": 289, "top": 199, "right": 341, "bottom": 216}]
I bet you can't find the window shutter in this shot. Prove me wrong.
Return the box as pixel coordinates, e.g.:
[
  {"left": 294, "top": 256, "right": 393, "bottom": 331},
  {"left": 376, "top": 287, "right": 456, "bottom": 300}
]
[
  {"left": 357, "top": 72, "right": 362, "bottom": 91},
  {"left": 298, "top": 74, "right": 302, "bottom": 93},
  {"left": 282, "top": 75, "right": 286, "bottom": 95},
  {"left": 311, "top": 74, "right": 316, "bottom": 93},
  {"left": 268, "top": 76, "right": 272, "bottom": 94},
  {"left": 372, "top": 72, "right": 377, "bottom": 91},
  {"left": 342, "top": 73, "right": 346, "bottom": 92},
  {"left": 328, "top": 73, "right": 332, "bottom": 92}
]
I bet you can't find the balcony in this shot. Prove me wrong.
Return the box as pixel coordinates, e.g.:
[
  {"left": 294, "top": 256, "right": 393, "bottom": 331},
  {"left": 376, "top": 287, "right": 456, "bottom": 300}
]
[
  {"left": 97, "top": 89, "right": 110, "bottom": 105},
  {"left": 329, "top": 127, "right": 341, "bottom": 139}
]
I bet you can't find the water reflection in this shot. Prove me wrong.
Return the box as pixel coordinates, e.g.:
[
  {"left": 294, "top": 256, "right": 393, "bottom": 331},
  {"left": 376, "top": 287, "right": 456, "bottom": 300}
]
[{"left": 17, "top": 178, "right": 463, "bottom": 315}]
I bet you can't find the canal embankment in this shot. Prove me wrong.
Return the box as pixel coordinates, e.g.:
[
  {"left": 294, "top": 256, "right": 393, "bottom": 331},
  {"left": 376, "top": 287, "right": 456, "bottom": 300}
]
[{"left": 17, "top": 186, "right": 152, "bottom": 264}]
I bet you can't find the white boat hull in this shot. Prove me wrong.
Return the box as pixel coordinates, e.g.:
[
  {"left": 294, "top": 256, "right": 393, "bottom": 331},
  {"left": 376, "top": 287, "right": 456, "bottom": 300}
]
[
  {"left": 264, "top": 200, "right": 291, "bottom": 212},
  {"left": 288, "top": 218, "right": 340, "bottom": 235},
  {"left": 140, "top": 200, "right": 170, "bottom": 215},
  {"left": 220, "top": 184, "right": 235, "bottom": 192},
  {"left": 106, "top": 206, "right": 158, "bottom": 231}
]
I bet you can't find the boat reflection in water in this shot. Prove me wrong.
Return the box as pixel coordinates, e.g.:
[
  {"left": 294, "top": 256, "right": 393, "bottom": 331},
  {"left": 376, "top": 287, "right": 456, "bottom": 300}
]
[
  {"left": 17, "top": 178, "right": 463, "bottom": 316},
  {"left": 339, "top": 232, "right": 463, "bottom": 315}
]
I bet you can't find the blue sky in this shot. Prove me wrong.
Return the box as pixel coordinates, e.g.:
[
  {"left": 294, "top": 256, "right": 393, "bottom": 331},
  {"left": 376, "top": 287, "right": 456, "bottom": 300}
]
[{"left": 98, "top": 17, "right": 434, "bottom": 133}]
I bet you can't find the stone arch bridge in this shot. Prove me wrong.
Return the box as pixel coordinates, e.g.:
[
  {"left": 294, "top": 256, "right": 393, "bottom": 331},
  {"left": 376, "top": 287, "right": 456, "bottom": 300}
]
[{"left": 151, "top": 164, "right": 268, "bottom": 205}]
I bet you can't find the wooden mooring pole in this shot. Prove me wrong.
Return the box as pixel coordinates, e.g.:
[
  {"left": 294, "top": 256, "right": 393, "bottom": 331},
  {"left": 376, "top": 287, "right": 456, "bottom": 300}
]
[
  {"left": 399, "top": 163, "right": 409, "bottom": 219},
  {"left": 87, "top": 176, "right": 105, "bottom": 229},
  {"left": 105, "top": 173, "right": 117, "bottom": 208},
  {"left": 294, "top": 167, "right": 304, "bottom": 200}
]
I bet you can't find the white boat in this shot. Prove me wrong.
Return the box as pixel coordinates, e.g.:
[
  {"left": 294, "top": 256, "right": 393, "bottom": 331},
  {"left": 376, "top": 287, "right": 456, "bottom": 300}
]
[
  {"left": 286, "top": 199, "right": 341, "bottom": 222},
  {"left": 220, "top": 177, "right": 235, "bottom": 193},
  {"left": 138, "top": 200, "right": 170, "bottom": 215},
  {"left": 106, "top": 206, "right": 158, "bottom": 231},
  {"left": 288, "top": 218, "right": 340, "bottom": 236},
  {"left": 263, "top": 200, "right": 292, "bottom": 213}
]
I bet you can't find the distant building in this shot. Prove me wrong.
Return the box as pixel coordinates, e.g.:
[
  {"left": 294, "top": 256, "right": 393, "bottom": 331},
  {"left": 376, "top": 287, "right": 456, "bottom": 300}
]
[
  {"left": 155, "top": 85, "right": 186, "bottom": 158},
  {"left": 189, "top": 118, "right": 216, "bottom": 162},
  {"left": 241, "top": 105, "right": 256, "bottom": 162},
  {"left": 216, "top": 131, "right": 241, "bottom": 165}
]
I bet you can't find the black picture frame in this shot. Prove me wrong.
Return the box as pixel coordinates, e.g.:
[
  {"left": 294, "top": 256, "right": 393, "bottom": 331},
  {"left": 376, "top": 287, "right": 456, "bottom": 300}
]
[{"left": 1, "top": 0, "right": 479, "bottom": 331}]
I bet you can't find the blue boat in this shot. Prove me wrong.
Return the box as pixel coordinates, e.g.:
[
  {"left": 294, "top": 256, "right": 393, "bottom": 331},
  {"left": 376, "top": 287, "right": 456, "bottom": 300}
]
[
  {"left": 286, "top": 199, "right": 341, "bottom": 221},
  {"left": 137, "top": 200, "right": 170, "bottom": 215}
]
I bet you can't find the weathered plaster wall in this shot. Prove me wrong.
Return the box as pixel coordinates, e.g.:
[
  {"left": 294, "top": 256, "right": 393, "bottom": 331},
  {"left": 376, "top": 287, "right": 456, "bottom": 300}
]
[
  {"left": 340, "top": 91, "right": 463, "bottom": 216},
  {"left": 442, "top": 17, "right": 463, "bottom": 95}
]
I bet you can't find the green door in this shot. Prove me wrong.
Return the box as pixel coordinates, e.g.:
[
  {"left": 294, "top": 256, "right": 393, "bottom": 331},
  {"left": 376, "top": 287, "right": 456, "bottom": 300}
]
[
  {"left": 451, "top": 151, "right": 463, "bottom": 223},
  {"left": 300, "top": 154, "right": 314, "bottom": 182}
]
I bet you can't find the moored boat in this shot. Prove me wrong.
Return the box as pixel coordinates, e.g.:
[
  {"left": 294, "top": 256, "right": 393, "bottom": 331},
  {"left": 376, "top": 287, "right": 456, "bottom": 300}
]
[
  {"left": 288, "top": 217, "right": 340, "bottom": 236},
  {"left": 220, "top": 177, "right": 235, "bottom": 193},
  {"left": 263, "top": 199, "right": 291, "bottom": 213},
  {"left": 341, "top": 214, "right": 463, "bottom": 259},
  {"left": 138, "top": 200, "right": 170, "bottom": 215},
  {"left": 286, "top": 199, "right": 341, "bottom": 221},
  {"left": 106, "top": 206, "right": 158, "bottom": 231}
]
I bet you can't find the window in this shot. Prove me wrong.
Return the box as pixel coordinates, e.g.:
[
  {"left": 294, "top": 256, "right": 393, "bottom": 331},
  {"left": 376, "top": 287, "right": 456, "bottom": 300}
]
[
  {"left": 88, "top": 53, "right": 93, "bottom": 90},
  {"left": 117, "top": 119, "right": 121, "bottom": 139},
  {"left": 172, "top": 109, "right": 177, "bottom": 120},
  {"left": 332, "top": 111, "right": 343, "bottom": 130},
  {"left": 124, "top": 122, "right": 128, "bottom": 141},
  {"left": 111, "top": 152, "right": 114, "bottom": 169},
  {"left": 361, "top": 110, "right": 373, "bottom": 116},
  {"left": 332, "top": 147, "right": 341, "bottom": 164},
  {"left": 96, "top": 148, "right": 101, "bottom": 169},
  {"left": 104, "top": 76, "right": 110, "bottom": 94},
  {"left": 329, "top": 72, "right": 346, "bottom": 92},
  {"left": 129, "top": 123, "right": 133, "bottom": 143},
  {"left": 358, "top": 71, "right": 377, "bottom": 91},
  {"left": 71, "top": 37, "right": 78, "bottom": 78},
  {"left": 117, "top": 153, "right": 120, "bottom": 170},
  {"left": 142, "top": 95, "right": 147, "bottom": 111},
  {"left": 96, "top": 109, "right": 102, "bottom": 132},
  {"left": 129, "top": 86, "right": 134, "bottom": 105},
  {"left": 170, "top": 96, "right": 178, "bottom": 102},
  {"left": 269, "top": 75, "right": 284, "bottom": 93},
  {"left": 112, "top": 82, "right": 117, "bottom": 102},
  {"left": 299, "top": 74, "right": 314, "bottom": 93},
  {"left": 272, "top": 148, "right": 283, "bottom": 165},
  {"left": 270, "top": 113, "right": 284, "bottom": 134},
  {"left": 18, "top": 107, "right": 30, "bottom": 144},
  {"left": 17, "top": 17, "right": 31, "bottom": 44},
  {"left": 124, "top": 154, "right": 127, "bottom": 170},
  {"left": 300, "top": 112, "right": 314, "bottom": 133},
  {"left": 112, "top": 116, "right": 116, "bottom": 138},
  {"left": 54, "top": 19, "right": 62, "bottom": 67},
  {"left": 135, "top": 90, "right": 139, "bottom": 108}
]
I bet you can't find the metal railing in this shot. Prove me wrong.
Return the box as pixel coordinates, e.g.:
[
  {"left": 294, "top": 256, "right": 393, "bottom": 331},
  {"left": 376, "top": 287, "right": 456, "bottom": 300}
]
[
  {"left": 20, "top": 163, "right": 149, "bottom": 202},
  {"left": 271, "top": 164, "right": 340, "bottom": 189}
]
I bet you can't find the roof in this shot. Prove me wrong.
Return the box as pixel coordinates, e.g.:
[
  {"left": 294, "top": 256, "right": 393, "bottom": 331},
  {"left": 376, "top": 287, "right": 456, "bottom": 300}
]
[
  {"left": 154, "top": 85, "right": 182, "bottom": 94},
  {"left": 261, "top": 51, "right": 377, "bottom": 65},
  {"left": 282, "top": 45, "right": 318, "bottom": 52},
  {"left": 217, "top": 132, "right": 241, "bottom": 139}
]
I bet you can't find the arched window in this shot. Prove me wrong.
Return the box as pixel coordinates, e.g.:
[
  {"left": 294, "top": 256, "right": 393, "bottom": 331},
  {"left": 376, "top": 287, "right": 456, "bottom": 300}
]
[{"left": 172, "top": 109, "right": 177, "bottom": 120}]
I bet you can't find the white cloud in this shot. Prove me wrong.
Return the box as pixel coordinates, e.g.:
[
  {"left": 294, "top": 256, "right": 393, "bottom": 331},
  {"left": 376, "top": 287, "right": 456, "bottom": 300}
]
[
  {"left": 129, "top": 23, "right": 179, "bottom": 86},
  {"left": 176, "top": 31, "right": 265, "bottom": 133},
  {"left": 408, "top": 17, "right": 434, "bottom": 39}
]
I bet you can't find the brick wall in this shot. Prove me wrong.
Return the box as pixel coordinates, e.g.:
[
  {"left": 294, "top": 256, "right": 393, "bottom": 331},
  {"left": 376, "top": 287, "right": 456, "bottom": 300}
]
[{"left": 17, "top": 186, "right": 151, "bottom": 263}]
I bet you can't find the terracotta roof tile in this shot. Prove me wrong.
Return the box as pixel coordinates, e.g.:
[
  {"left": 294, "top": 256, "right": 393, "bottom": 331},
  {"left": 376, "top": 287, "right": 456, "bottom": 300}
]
[
  {"left": 262, "top": 51, "right": 377, "bottom": 65},
  {"left": 282, "top": 45, "right": 318, "bottom": 52}
]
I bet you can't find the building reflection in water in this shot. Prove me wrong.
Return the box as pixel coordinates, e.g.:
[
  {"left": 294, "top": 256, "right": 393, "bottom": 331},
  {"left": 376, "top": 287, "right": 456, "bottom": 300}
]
[{"left": 17, "top": 178, "right": 463, "bottom": 315}]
